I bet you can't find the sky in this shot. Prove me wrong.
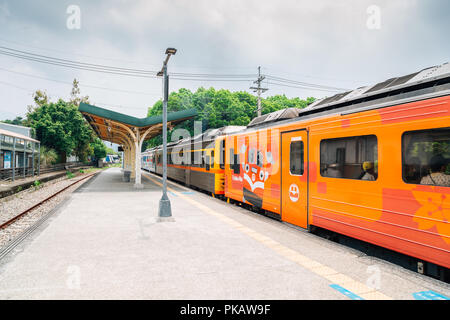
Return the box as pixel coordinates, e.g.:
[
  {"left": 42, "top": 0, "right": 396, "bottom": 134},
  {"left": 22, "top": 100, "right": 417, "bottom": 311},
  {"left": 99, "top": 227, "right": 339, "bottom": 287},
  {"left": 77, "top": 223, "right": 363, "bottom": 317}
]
[{"left": 0, "top": 0, "right": 449, "bottom": 120}]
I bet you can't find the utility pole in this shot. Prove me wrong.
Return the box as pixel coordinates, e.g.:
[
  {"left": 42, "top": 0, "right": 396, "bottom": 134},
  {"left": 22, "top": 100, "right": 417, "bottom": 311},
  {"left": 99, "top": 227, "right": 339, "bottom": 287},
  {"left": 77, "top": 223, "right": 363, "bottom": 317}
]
[
  {"left": 250, "top": 66, "right": 268, "bottom": 117},
  {"left": 156, "top": 47, "right": 177, "bottom": 221}
]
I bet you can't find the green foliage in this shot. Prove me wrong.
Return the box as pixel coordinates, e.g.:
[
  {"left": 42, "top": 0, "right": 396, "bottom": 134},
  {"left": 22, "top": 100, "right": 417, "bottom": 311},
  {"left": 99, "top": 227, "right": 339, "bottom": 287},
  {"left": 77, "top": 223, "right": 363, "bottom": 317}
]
[
  {"left": 105, "top": 146, "right": 117, "bottom": 155},
  {"left": 24, "top": 80, "right": 93, "bottom": 163},
  {"left": 66, "top": 171, "right": 75, "bottom": 179},
  {"left": 16, "top": 186, "right": 23, "bottom": 192},
  {"left": 27, "top": 99, "right": 94, "bottom": 162},
  {"left": 79, "top": 169, "right": 85, "bottom": 173},
  {"left": 33, "top": 180, "right": 41, "bottom": 189},
  {"left": 1, "top": 116, "right": 27, "bottom": 126},
  {"left": 39, "top": 146, "right": 58, "bottom": 166},
  {"left": 91, "top": 138, "right": 107, "bottom": 160},
  {"left": 10, "top": 79, "right": 315, "bottom": 162},
  {"left": 145, "top": 87, "right": 315, "bottom": 148}
]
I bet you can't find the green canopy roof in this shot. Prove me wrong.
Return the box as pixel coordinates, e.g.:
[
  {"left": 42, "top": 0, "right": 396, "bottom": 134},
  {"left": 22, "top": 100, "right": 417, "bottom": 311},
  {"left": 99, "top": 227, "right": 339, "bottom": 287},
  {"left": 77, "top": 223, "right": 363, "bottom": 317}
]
[
  {"left": 78, "top": 102, "right": 197, "bottom": 144},
  {"left": 79, "top": 102, "right": 197, "bottom": 127}
]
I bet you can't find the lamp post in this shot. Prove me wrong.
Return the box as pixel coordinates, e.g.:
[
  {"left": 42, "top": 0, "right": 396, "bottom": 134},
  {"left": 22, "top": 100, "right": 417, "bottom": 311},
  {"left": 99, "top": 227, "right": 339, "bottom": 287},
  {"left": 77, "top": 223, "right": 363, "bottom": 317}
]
[{"left": 157, "top": 48, "right": 176, "bottom": 220}]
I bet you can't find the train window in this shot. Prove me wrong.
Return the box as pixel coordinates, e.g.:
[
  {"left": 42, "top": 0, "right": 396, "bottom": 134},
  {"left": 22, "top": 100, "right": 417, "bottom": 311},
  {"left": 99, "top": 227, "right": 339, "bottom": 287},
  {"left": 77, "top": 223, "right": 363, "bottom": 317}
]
[
  {"left": 229, "top": 148, "right": 234, "bottom": 167},
  {"left": 192, "top": 151, "right": 201, "bottom": 167},
  {"left": 220, "top": 140, "right": 225, "bottom": 169},
  {"left": 234, "top": 154, "right": 240, "bottom": 174},
  {"left": 402, "top": 127, "right": 450, "bottom": 187},
  {"left": 229, "top": 148, "right": 240, "bottom": 174},
  {"left": 256, "top": 151, "right": 263, "bottom": 167},
  {"left": 290, "top": 141, "right": 304, "bottom": 175},
  {"left": 206, "top": 156, "right": 210, "bottom": 171},
  {"left": 320, "top": 135, "right": 378, "bottom": 180},
  {"left": 247, "top": 148, "right": 255, "bottom": 164},
  {"left": 211, "top": 150, "right": 214, "bottom": 168},
  {"left": 180, "top": 150, "right": 184, "bottom": 166}
]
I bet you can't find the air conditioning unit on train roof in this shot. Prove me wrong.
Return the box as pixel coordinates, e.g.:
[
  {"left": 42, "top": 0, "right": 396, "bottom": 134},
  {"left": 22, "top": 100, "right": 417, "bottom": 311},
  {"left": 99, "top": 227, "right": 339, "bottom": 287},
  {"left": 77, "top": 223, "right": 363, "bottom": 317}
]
[
  {"left": 298, "top": 62, "right": 450, "bottom": 116},
  {"left": 247, "top": 108, "right": 302, "bottom": 127}
]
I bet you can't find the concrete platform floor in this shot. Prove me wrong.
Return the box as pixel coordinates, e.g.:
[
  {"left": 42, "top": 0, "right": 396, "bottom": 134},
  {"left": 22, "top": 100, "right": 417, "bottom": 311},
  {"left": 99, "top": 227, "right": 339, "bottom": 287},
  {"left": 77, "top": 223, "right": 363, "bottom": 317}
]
[{"left": 0, "top": 167, "right": 448, "bottom": 300}]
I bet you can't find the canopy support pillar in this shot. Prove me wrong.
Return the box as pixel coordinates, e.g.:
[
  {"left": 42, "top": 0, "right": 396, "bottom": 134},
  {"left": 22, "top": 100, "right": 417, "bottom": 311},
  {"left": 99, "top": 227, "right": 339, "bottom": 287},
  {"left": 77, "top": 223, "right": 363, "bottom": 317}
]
[{"left": 134, "top": 128, "right": 143, "bottom": 189}]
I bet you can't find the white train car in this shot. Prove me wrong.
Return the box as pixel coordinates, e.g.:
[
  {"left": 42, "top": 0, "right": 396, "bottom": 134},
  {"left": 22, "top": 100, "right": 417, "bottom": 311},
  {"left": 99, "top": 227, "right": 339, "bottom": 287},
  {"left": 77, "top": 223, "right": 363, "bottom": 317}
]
[{"left": 141, "top": 147, "right": 157, "bottom": 173}]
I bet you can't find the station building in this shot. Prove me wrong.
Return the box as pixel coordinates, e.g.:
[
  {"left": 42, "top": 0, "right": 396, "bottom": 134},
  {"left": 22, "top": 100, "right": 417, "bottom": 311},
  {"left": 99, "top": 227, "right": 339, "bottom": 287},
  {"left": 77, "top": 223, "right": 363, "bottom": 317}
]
[{"left": 0, "top": 122, "right": 41, "bottom": 180}]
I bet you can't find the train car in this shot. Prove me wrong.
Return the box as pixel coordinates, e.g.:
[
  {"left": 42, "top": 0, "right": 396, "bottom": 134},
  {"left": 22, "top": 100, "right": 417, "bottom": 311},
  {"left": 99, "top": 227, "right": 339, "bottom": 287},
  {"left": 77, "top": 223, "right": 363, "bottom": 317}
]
[
  {"left": 224, "top": 63, "right": 450, "bottom": 274},
  {"left": 143, "top": 63, "right": 450, "bottom": 278},
  {"left": 152, "top": 126, "right": 245, "bottom": 195},
  {"left": 141, "top": 147, "right": 157, "bottom": 172}
]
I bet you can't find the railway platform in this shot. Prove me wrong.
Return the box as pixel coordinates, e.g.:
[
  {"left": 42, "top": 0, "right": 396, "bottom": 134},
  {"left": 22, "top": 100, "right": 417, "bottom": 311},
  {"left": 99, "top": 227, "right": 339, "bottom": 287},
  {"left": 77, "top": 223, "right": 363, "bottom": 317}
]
[{"left": 0, "top": 167, "right": 448, "bottom": 300}]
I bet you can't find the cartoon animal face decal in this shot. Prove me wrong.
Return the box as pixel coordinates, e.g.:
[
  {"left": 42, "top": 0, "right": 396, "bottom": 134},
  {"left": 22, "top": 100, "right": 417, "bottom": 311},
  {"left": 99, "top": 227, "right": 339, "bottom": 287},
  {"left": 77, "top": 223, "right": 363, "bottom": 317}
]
[{"left": 242, "top": 146, "right": 273, "bottom": 193}]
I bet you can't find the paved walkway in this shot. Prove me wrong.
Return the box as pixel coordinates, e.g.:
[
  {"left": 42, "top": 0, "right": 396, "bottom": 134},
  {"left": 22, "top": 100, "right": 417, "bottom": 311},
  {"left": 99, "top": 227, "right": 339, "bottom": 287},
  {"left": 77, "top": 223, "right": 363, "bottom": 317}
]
[{"left": 0, "top": 167, "right": 448, "bottom": 299}]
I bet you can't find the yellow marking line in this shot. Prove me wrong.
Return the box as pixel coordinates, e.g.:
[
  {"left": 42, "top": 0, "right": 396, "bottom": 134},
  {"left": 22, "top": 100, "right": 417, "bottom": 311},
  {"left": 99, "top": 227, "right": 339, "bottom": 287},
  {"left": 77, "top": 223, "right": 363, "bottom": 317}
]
[{"left": 142, "top": 172, "right": 392, "bottom": 300}]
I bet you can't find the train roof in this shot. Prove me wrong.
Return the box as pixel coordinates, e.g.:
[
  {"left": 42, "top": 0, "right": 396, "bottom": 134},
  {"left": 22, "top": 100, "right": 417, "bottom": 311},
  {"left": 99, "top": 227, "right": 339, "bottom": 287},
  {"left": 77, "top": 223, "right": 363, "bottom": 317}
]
[
  {"left": 144, "top": 63, "right": 450, "bottom": 146},
  {"left": 199, "top": 126, "right": 247, "bottom": 141},
  {"left": 244, "top": 62, "right": 450, "bottom": 130},
  {"left": 303, "top": 62, "right": 450, "bottom": 113},
  {"left": 247, "top": 108, "right": 302, "bottom": 127},
  {"left": 187, "top": 126, "right": 246, "bottom": 142},
  {"left": 148, "top": 125, "right": 247, "bottom": 150}
]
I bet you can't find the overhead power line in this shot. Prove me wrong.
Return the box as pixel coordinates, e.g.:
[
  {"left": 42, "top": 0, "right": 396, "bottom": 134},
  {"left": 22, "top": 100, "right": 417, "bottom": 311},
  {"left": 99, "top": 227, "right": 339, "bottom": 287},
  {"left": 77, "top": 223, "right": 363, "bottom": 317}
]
[
  {"left": 267, "top": 81, "right": 346, "bottom": 93},
  {"left": 0, "top": 45, "right": 256, "bottom": 81},
  {"left": 0, "top": 44, "right": 349, "bottom": 93},
  {"left": 0, "top": 46, "right": 158, "bottom": 75},
  {"left": 0, "top": 67, "right": 160, "bottom": 96},
  {"left": 266, "top": 75, "right": 349, "bottom": 91},
  {"left": 0, "top": 80, "right": 149, "bottom": 111}
]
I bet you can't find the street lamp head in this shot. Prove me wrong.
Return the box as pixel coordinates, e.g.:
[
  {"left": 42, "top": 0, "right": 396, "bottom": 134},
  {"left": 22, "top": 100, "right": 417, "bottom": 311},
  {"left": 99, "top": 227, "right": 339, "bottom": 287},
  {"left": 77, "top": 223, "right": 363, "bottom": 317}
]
[
  {"left": 165, "top": 48, "right": 177, "bottom": 55},
  {"left": 156, "top": 71, "right": 163, "bottom": 77}
]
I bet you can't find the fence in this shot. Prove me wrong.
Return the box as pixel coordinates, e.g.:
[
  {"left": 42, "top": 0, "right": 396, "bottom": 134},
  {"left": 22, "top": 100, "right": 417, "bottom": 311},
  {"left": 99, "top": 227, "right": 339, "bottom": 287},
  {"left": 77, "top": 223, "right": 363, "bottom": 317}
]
[{"left": 0, "top": 162, "right": 90, "bottom": 181}]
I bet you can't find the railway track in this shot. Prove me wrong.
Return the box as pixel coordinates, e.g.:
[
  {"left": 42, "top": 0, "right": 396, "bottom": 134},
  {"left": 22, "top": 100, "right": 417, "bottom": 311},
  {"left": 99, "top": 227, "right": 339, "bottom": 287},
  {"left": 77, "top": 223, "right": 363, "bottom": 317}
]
[{"left": 0, "top": 171, "right": 99, "bottom": 255}]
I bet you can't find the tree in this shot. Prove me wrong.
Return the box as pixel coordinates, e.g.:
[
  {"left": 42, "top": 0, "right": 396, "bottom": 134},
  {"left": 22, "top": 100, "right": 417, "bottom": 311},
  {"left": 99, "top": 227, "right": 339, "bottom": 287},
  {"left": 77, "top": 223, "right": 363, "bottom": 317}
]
[
  {"left": 70, "top": 78, "right": 89, "bottom": 106},
  {"left": 39, "top": 146, "right": 58, "bottom": 166},
  {"left": 91, "top": 138, "right": 107, "bottom": 160},
  {"left": 27, "top": 99, "right": 93, "bottom": 163},
  {"left": 25, "top": 80, "right": 94, "bottom": 163},
  {"left": 144, "top": 87, "right": 315, "bottom": 148},
  {"left": 1, "top": 116, "right": 26, "bottom": 126}
]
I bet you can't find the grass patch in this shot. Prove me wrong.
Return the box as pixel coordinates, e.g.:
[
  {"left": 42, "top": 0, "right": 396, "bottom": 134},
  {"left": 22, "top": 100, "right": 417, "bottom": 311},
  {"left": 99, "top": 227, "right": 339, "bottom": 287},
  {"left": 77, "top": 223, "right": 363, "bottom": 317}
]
[{"left": 33, "top": 180, "right": 41, "bottom": 190}]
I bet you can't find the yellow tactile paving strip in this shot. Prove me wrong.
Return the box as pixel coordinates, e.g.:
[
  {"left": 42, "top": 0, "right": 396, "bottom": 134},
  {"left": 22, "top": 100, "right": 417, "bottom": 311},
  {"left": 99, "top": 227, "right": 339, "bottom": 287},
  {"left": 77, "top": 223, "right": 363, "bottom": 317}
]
[{"left": 142, "top": 172, "right": 392, "bottom": 300}]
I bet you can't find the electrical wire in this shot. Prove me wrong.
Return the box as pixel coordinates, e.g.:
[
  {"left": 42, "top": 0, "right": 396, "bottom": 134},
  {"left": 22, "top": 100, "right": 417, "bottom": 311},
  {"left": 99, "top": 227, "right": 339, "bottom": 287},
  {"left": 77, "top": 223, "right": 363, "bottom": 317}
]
[
  {"left": 0, "top": 46, "right": 158, "bottom": 74},
  {"left": 0, "top": 80, "right": 149, "bottom": 111},
  {"left": 266, "top": 75, "right": 349, "bottom": 91},
  {"left": 0, "top": 67, "right": 160, "bottom": 96},
  {"left": 0, "top": 44, "right": 350, "bottom": 92},
  {"left": 267, "top": 81, "right": 345, "bottom": 93}
]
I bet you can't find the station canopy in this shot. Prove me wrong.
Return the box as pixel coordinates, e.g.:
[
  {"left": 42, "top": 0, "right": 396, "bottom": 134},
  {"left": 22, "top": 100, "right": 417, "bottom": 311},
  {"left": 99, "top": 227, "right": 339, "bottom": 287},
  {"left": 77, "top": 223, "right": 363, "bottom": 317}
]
[{"left": 78, "top": 102, "right": 197, "bottom": 145}]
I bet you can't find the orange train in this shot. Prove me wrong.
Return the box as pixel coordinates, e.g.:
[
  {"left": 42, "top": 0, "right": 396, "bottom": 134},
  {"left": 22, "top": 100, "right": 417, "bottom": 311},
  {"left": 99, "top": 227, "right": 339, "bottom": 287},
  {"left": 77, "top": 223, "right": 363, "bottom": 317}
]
[{"left": 142, "top": 63, "right": 450, "bottom": 279}]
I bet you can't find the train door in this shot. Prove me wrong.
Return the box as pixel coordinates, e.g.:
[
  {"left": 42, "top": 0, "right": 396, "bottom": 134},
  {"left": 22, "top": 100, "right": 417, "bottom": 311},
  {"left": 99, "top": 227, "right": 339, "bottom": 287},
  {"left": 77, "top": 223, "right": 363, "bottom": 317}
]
[{"left": 281, "top": 129, "right": 308, "bottom": 229}]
